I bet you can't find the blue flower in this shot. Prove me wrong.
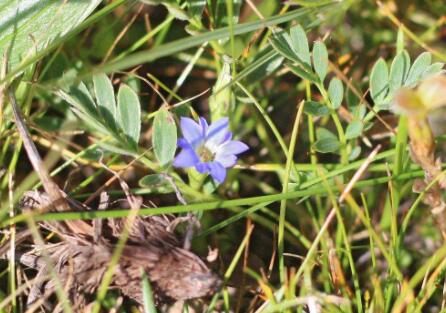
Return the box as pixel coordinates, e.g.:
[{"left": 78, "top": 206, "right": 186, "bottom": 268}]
[{"left": 173, "top": 117, "right": 248, "bottom": 183}]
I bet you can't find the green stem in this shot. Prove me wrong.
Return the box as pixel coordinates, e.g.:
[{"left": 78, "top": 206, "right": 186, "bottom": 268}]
[
  {"left": 236, "top": 82, "right": 300, "bottom": 179},
  {"left": 279, "top": 102, "right": 304, "bottom": 284},
  {"left": 317, "top": 83, "right": 348, "bottom": 164}
]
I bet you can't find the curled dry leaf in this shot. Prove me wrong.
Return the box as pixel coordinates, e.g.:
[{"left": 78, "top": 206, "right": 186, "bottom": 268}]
[{"left": 3, "top": 191, "right": 221, "bottom": 311}]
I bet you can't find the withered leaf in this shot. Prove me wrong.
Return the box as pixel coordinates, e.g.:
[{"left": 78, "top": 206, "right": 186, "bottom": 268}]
[{"left": 4, "top": 191, "right": 220, "bottom": 311}]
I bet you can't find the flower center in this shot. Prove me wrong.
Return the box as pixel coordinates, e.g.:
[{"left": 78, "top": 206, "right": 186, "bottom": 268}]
[{"left": 197, "top": 145, "right": 214, "bottom": 162}]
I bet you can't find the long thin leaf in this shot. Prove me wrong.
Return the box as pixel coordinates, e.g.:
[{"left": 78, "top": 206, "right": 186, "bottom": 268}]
[{"left": 99, "top": 4, "right": 335, "bottom": 74}]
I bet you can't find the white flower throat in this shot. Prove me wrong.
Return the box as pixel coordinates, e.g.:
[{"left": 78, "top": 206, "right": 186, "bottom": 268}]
[{"left": 197, "top": 145, "right": 215, "bottom": 162}]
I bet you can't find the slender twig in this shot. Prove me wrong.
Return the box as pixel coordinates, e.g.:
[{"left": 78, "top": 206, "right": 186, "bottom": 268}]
[
  {"left": 8, "top": 89, "right": 70, "bottom": 212},
  {"left": 8, "top": 88, "right": 91, "bottom": 235},
  {"left": 102, "top": 4, "right": 143, "bottom": 64},
  {"left": 376, "top": 1, "right": 446, "bottom": 62},
  {"left": 161, "top": 173, "right": 198, "bottom": 250}
]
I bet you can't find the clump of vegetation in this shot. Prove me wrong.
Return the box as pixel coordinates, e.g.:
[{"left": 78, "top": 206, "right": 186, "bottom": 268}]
[{"left": 1, "top": 1, "right": 446, "bottom": 312}]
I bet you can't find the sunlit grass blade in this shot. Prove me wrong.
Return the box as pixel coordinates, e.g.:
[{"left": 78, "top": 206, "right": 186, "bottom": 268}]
[{"left": 97, "top": 4, "right": 335, "bottom": 75}]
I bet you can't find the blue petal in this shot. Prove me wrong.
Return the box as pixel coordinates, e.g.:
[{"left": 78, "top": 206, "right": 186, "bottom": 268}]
[
  {"left": 177, "top": 138, "right": 192, "bottom": 149},
  {"left": 214, "top": 153, "right": 237, "bottom": 168},
  {"left": 206, "top": 117, "right": 230, "bottom": 150},
  {"left": 195, "top": 162, "right": 209, "bottom": 174},
  {"left": 223, "top": 131, "right": 232, "bottom": 142},
  {"left": 173, "top": 148, "right": 199, "bottom": 168},
  {"left": 180, "top": 117, "right": 204, "bottom": 147},
  {"left": 219, "top": 140, "right": 249, "bottom": 155},
  {"left": 208, "top": 162, "right": 226, "bottom": 183},
  {"left": 199, "top": 117, "right": 208, "bottom": 134}
]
